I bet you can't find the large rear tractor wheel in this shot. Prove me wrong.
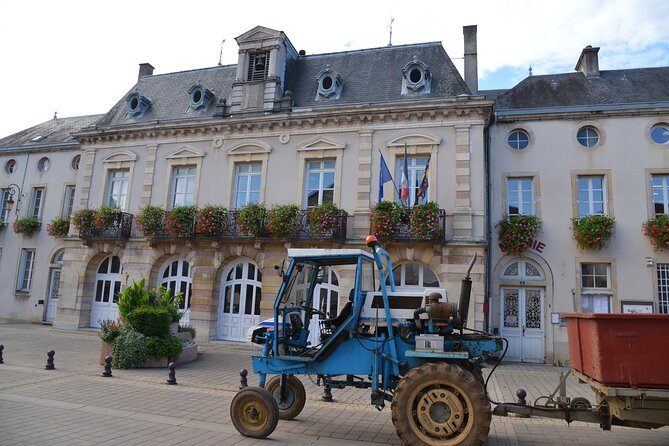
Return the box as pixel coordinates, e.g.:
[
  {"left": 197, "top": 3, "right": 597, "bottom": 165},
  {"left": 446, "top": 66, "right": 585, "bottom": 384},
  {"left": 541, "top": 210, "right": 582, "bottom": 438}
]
[
  {"left": 266, "top": 374, "right": 307, "bottom": 420},
  {"left": 230, "top": 387, "right": 279, "bottom": 438},
  {"left": 391, "top": 362, "right": 491, "bottom": 446}
]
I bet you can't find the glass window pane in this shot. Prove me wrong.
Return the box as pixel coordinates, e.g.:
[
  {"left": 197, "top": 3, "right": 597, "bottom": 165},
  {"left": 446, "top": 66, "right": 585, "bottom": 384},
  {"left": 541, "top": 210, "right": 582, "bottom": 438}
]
[
  {"left": 96, "top": 281, "right": 104, "bottom": 302},
  {"left": 321, "top": 190, "right": 334, "bottom": 204},
  {"left": 423, "top": 266, "right": 439, "bottom": 287},
  {"left": 404, "top": 264, "right": 419, "bottom": 286},
  {"left": 245, "top": 285, "right": 254, "bottom": 314},
  {"left": 307, "top": 191, "right": 319, "bottom": 207},
  {"left": 582, "top": 276, "right": 594, "bottom": 288},
  {"left": 250, "top": 175, "right": 261, "bottom": 190},
  {"left": 324, "top": 161, "right": 335, "bottom": 169},
  {"left": 99, "top": 258, "right": 109, "bottom": 273},
  {"left": 233, "top": 284, "right": 241, "bottom": 314},
  {"left": 111, "top": 256, "right": 121, "bottom": 274},
  {"left": 254, "top": 286, "right": 261, "bottom": 315},
  {"left": 308, "top": 173, "right": 320, "bottom": 190}
]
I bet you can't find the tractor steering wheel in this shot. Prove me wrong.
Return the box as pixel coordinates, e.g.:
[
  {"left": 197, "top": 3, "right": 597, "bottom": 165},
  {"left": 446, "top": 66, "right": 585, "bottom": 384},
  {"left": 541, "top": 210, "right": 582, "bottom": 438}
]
[{"left": 299, "top": 305, "right": 327, "bottom": 318}]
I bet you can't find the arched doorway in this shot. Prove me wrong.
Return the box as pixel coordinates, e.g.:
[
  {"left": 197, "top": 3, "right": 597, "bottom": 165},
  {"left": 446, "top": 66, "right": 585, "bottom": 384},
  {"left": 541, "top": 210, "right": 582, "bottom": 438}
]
[
  {"left": 499, "top": 258, "right": 545, "bottom": 363},
  {"left": 308, "top": 266, "right": 340, "bottom": 347},
  {"left": 44, "top": 249, "right": 64, "bottom": 322},
  {"left": 158, "top": 258, "right": 192, "bottom": 326},
  {"left": 217, "top": 260, "right": 262, "bottom": 341},
  {"left": 90, "top": 255, "right": 122, "bottom": 328},
  {"left": 388, "top": 262, "right": 440, "bottom": 289}
]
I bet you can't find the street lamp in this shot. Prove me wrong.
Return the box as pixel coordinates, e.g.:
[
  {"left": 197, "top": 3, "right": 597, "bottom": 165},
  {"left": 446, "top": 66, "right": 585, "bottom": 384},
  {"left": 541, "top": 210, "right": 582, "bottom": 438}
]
[{"left": 4, "top": 183, "right": 22, "bottom": 217}]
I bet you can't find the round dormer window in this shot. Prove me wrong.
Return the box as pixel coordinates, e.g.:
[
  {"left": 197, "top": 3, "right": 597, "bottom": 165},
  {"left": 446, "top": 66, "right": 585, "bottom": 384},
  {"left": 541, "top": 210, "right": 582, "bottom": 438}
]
[
  {"left": 129, "top": 96, "right": 139, "bottom": 111},
  {"left": 192, "top": 89, "right": 202, "bottom": 104},
  {"left": 71, "top": 154, "right": 81, "bottom": 170},
  {"left": 5, "top": 159, "right": 16, "bottom": 174},
  {"left": 409, "top": 67, "right": 422, "bottom": 83},
  {"left": 651, "top": 124, "right": 669, "bottom": 145},
  {"left": 321, "top": 75, "right": 333, "bottom": 90},
  {"left": 37, "top": 157, "right": 50, "bottom": 173}
]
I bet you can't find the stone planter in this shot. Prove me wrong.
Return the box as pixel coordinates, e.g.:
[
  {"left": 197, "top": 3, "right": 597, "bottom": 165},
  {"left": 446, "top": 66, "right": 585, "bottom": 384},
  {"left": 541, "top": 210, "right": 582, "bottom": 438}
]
[
  {"left": 99, "top": 341, "right": 112, "bottom": 365},
  {"left": 170, "top": 322, "right": 179, "bottom": 334}
]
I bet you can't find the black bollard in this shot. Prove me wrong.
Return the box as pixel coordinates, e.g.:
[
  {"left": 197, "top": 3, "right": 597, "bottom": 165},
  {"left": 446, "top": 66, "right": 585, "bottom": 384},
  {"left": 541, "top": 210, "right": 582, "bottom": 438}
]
[
  {"left": 166, "top": 362, "right": 177, "bottom": 385},
  {"left": 45, "top": 350, "right": 55, "bottom": 370},
  {"left": 102, "top": 355, "right": 113, "bottom": 377},
  {"left": 0, "top": 344, "right": 4, "bottom": 364},
  {"left": 516, "top": 388, "right": 527, "bottom": 406},
  {"left": 239, "top": 369, "right": 248, "bottom": 389},
  {"left": 322, "top": 383, "right": 333, "bottom": 402}
]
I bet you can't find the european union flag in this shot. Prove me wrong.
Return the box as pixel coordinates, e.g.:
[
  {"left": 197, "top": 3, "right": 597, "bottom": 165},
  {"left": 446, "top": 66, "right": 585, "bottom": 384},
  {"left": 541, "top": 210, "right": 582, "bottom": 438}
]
[{"left": 378, "top": 153, "right": 393, "bottom": 202}]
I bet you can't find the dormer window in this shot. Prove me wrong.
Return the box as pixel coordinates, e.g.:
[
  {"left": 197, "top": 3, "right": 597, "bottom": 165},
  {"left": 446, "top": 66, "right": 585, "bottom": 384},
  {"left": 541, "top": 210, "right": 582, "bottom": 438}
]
[
  {"left": 125, "top": 92, "right": 151, "bottom": 118},
  {"left": 401, "top": 59, "right": 431, "bottom": 95},
  {"left": 315, "top": 67, "right": 343, "bottom": 101},
  {"left": 247, "top": 52, "right": 270, "bottom": 81},
  {"left": 188, "top": 84, "right": 214, "bottom": 111}
]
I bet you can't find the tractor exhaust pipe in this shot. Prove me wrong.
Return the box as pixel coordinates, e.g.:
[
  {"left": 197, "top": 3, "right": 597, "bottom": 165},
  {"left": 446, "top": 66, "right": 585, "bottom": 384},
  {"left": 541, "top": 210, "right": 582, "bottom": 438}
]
[{"left": 458, "top": 253, "right": 477, "bottom": 332}]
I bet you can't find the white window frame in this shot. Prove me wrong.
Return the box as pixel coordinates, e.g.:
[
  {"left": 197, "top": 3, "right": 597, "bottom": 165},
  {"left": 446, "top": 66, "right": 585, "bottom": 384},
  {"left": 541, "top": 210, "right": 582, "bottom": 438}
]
[
  {"left": 576, "top": 175, "right": 608, "bottom": 217},
  {"left": 394, "top": 156, "right": 429, "bottom": 207},
  {"left": 388, "top": 262, "right": 440, "bottom": 289},
  {"left": 106, "top": 170, "right": 129, "bottom": 209},
  {"left": 17, "top": 249, "right": 36, "bottom": 292},
  {"left": 651, "top": 174, "right": 669, "bottom": 215},
  {"left": 234, "top": 163, "right": 262, "bottom": 208},
  {"left": 169, "top": 166, "right": 197, "bottom": 208},
  {"left": 580, "top": 262, "right": 612, "bottom": 313},
  {"left": 62, "top": 185, "right": 76, "bottom": 218},
  {"left": 658, "top": 263, "right": 669, "bottom": 314},
  {"left": 29, "top": 187, "right": 46, "bottom": 220},
  {"left": 158, "top": 258, "right": 193, "bottom": 311},
  {"left": 1, "top": 188, "right": 10, "bottom": 223},
  {"left": 296, "top": 137, "right": 345, "bottom": 207},
  {"left": 304, "top": 160, "right": 336, "bottom": 208},
  {"left": 506, "top": 177, "right": 535, "bottom": 216}
]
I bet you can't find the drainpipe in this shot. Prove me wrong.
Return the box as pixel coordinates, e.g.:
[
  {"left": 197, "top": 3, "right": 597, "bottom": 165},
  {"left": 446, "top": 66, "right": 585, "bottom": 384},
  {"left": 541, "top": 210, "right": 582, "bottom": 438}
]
[{"left": 484, "top": 122, "right": 492, "bottom": 333}]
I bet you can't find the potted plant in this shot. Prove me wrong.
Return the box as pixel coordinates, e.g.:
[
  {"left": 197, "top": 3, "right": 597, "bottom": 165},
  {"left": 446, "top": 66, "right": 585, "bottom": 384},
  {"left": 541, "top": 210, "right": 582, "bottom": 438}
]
[
  {"left": 195, "top": 205, "right": 229, "bottom": 237},
  {"left": 98, "top": 318, "right": 123, "bottom": 365},
  {"left": 496, "top": 214, "right": 542, "bottom": 256},
  {"left": 236, "top": 203, "right": 267, "bottom": 237},
  {"left": 94, "top": 206, "right": 121, "bottom": 230},
  {"left": 164, "top": 205, "right": 197, "bottom": 238},
  {"left": 12, "top": 216, "right": 41, "bottom": 236},
  {"left": 135, "top": 205, "right": 166, "bottom": 237},
  {"left": 642, "top": 214, "right": 669, "bottom": 251},
  {"left": 267, "top": 204, "right": 301, "bottom": 239},
  {"left": 410, "top": 202, "right": 441, "bottom": 240},
  {"left": 71, "top": 208, "right": 97, "bottom": 234},
  {"left": 306, "top": 203, "right": 342, "bottom": 238},
  {"left": 117, "top": 279, "right": 149, "bottom": 320},
  {"left": 47, "top": 217, "right": 70, "bottom": 238},
  {"left": 571, "top": 215, "right": 615, "bottom": 250},
  {"left": 370, "top": 201, "right": 407, "bottom": 242}
]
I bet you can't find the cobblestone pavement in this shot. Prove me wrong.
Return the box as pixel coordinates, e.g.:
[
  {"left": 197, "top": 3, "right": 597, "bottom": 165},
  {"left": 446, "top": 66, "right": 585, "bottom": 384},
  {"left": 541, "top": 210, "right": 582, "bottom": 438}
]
[{"left": 1, "top": 323, "right": 668, "bottom": 445}]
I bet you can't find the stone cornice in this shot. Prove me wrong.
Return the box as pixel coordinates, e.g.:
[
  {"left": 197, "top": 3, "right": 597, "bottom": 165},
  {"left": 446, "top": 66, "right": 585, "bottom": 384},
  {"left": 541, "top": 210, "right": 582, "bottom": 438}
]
[{"left": 74, "top": 98, "right": 493, "bottom": 145}]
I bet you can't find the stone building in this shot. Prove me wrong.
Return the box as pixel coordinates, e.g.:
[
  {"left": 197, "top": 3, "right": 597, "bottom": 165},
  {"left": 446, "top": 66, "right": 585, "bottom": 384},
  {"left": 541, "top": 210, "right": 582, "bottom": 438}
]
[
  {"left": 489, "top": 46, "right": 669, "bottom": 363},
  {"left": 46, "top": 26, "right": 492, "bottom": 341}
]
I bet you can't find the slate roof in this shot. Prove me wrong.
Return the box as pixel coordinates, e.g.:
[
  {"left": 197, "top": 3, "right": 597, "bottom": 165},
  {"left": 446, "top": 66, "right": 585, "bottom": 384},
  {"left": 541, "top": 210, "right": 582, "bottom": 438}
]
[
  {"left": 95, "top": 42, "right": 471, "bottom": 128},
  {"left": 0, "top": 114, "right": 103, "bottom": 149},
  {"left": 495, "top": 67, "right": 669, "bottom": 111}
]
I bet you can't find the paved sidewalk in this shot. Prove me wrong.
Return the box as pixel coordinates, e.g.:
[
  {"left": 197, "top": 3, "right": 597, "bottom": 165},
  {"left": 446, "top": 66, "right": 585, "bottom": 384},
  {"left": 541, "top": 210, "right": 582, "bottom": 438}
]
[{"left": 1, "top": 323, "right": 668, "bottom": 445}]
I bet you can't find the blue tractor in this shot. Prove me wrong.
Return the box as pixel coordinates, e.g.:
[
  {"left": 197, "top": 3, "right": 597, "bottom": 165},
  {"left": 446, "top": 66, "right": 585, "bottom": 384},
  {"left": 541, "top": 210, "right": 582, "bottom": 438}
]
[{"left": 230, "top": 236, "right": 503, "bottom": 445}]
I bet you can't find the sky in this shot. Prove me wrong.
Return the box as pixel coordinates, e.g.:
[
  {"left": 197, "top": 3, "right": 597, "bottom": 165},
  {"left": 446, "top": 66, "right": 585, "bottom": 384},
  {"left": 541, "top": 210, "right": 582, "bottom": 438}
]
[{"left": 2, "top": 0, "right": 669, "bottom": 137}]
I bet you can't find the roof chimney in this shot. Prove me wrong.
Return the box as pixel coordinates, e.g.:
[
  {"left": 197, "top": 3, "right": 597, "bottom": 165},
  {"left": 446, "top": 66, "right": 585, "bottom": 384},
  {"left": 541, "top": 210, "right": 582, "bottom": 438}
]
[
  {"left": 138, "top": 63, "right": 155, "bottom": 81},
  {"left": 575, "top": 46, "right": 600, "bottom": 78},
  {"left": 463, "top": 25, "right": 478, "bottom": 94}
]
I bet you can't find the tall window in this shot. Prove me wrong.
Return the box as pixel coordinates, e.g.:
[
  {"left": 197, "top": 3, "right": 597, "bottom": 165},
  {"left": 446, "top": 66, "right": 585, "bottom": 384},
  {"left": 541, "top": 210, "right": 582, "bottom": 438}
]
[
  {"left": 62, "top": 185, "right": 76, "bottom": 218},
  {"left": 106, "top": 170, "right": 128, "bottom": 209},
  {"left": 395, "top": 156, "right": 429, "bottom": 207},
  {"left": 29, "top": 187, "right": 45, "bottom": 220},
  {"left": 234, "top": 164, "right": 261, "bottom": 208},
  {"left": 652, "top": 174, "right": 669, "bottom": 215},
  {"left": 1, "top": 188, "right": 9, "bottom": 223},
  {"left": 305, "top": 160, "right": 335, "bottom": 207},
  {"left": 580, "top": 263, "right": 611, "bottom": 313},
  {"left": 658, "top": 263, "right": 669, "bottom": 314},
  {"left": 170, "top": 166, "right": 196, "bottom": 208},
  {"left": 577, "top": 175, "right": 607, "bottom": 217},
  {"left": 17, "top": 249, "right": 36, "bottom": 291},
  {"left": 507, "top": 177, "right": 535, "bottom": 216}
]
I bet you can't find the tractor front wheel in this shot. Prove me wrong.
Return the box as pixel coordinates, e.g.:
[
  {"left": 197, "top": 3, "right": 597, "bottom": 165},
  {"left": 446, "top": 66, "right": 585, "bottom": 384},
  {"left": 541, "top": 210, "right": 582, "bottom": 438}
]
[
  {"left": 391, "top": 362, "right": 491, "bottom": 446},
  {"left": 230, "top": 387, "right": 279, "bottom": 438},
  {"left": 266, "top": 374, "right": 307, "bottom": 420}
]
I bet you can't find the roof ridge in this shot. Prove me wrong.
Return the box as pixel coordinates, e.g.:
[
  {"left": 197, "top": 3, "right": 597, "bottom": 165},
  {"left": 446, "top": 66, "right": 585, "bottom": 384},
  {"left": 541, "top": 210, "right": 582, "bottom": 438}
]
[{"left": 297, "top": 41, "right": 443, "bottom": 59}]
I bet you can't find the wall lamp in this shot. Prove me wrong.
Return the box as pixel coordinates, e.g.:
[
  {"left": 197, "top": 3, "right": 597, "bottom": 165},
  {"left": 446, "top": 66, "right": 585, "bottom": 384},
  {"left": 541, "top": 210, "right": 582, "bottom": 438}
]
[
  {"left": 645, "top": 257, "right": 654, "bottom": 267},
  {"left": 4, "top": 183, "right": 22, "bottom": 217}
]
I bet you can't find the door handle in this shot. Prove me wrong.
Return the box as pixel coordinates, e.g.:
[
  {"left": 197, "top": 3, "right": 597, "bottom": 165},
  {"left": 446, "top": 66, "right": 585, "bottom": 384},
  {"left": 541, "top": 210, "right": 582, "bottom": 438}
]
[{"left": 522, "top": 326, "right": 525, "bottom": 335}]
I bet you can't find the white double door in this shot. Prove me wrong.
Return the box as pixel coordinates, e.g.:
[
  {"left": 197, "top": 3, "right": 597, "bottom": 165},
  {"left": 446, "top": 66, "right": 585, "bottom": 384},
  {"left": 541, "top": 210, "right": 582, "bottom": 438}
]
[
  {"left": 500, "top": 287, "right": 545, "bottom": 363},
  {"left": 217, "top": 262, "right": 261, "bottom": 341}
]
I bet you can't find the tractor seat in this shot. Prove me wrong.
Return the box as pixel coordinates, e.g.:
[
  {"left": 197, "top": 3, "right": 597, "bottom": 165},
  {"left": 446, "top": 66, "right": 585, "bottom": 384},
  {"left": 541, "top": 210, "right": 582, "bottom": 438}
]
[{"left": 319, "top": 301, "right": 353, "bottom": 340}]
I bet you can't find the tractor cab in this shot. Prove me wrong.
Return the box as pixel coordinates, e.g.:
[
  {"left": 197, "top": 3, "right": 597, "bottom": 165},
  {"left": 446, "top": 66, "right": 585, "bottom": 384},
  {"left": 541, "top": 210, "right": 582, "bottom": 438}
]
[{"left": 252, "top": 248, "right": 382, "bottom": 358}]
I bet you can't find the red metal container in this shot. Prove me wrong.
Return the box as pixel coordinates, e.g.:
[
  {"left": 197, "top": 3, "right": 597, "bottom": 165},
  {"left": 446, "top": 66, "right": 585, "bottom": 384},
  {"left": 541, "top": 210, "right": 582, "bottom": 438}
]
[{"left": 564, "top": 313, "right": 669, "bottom": 389}]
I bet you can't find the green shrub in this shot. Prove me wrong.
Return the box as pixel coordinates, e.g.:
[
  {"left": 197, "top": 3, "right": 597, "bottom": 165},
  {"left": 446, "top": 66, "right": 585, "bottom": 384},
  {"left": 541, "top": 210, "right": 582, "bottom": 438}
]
[
  {"left": 236, "top": 203, "right": 266, "bottom": 236},
  {"left": 195, "top": 205, "right": 229, "bottom": 237},
  {"left": 164, "top": 205, "right": 197, "bottom": 237},
  {"left": 111, "top": 327, "right": 147, "bottom": 369},
  {"left": 94, "top": 206, "right": 121, "bottom": 229},
  {"left": 12, "top": 217, "right": 41, "bottom": 236},
  {"left": 126, "top": 306, "right": 171, "bottom": 338},
  {"left": 145, "top": 335, "right": 183, "bottom": 360},
  {"left": 267, "top": 204, "right": 301, "bottom": 239},
  {"left": 117, "top": 279, "right": 149, "bottom": 320},
  {"left": 148, "top": 286, "right": 183, "bottom": 323},
  {"left": 71, "top": 208, "right": 97, "bottom": 233},
  {"left": 136, "top": 205, "right": 166, "bottom": 237},
  {"left": 47, "top": 217, "right": 70, "bottom": 238}
]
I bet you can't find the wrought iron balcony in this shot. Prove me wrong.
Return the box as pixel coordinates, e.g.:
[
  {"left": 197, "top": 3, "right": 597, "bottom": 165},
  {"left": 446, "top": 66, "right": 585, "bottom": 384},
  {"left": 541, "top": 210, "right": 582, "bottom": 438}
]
[
  {"left": 80, "top": 212, "right": 133, "bottom": 239},
  {"left": 392, "top": 208, "right": 446, "bottom": 242}
]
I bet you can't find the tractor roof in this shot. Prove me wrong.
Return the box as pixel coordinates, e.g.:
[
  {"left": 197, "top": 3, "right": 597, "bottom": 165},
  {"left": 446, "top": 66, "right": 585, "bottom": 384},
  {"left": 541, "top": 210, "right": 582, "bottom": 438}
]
[{"left": 287, "top": 248, "right": 374, "bottom": 264}]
